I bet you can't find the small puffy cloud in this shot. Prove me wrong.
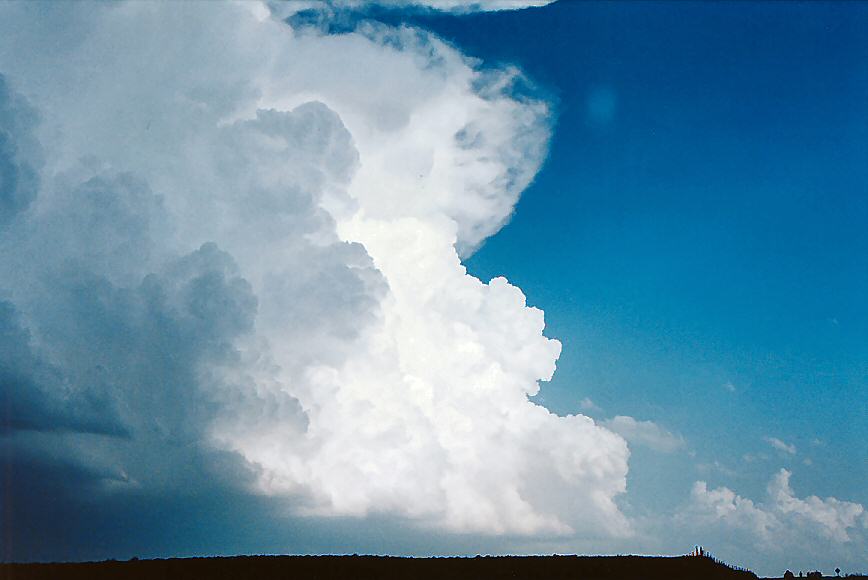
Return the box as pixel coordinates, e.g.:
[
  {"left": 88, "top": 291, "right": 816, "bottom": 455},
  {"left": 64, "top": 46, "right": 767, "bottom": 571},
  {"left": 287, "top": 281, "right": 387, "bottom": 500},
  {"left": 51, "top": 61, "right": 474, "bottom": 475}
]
[
  {"left": 684, "top": 469, "right": 868, "bottom": 559},
  {"left": 688, "top": 480, "right": 779, "bottom": 540},
  {"left": 579, "top": 397, "right": 601, "bottom": 412},
  {"left": 767, "top": 470, "right": 867, "bottom": 543},
  {"left": 601, "top": 416, "right": 685, "bottom": 453},
  {"left": 722, "top": 381, "right": 736, "bottom": 393},
  {"left": 765, "top": 436, "right": 797, "bottom": 455}
]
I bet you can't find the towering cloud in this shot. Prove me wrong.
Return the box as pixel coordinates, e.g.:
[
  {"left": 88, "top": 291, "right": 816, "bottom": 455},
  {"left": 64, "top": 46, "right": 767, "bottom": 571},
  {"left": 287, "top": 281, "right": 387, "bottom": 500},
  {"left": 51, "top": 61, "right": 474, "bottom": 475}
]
[{"left": 0, "top": 0, "right": 629, "bottom": 553}]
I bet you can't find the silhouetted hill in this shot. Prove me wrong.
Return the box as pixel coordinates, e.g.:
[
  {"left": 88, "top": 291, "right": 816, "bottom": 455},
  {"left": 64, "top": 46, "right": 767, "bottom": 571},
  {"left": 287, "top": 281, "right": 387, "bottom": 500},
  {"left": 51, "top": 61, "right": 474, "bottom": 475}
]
[
  {"left": 1, "top": 554, "right": 760, "bottom": 580},
  {"left": 766, "top": 577, "right": 868, "bottom": 580}
]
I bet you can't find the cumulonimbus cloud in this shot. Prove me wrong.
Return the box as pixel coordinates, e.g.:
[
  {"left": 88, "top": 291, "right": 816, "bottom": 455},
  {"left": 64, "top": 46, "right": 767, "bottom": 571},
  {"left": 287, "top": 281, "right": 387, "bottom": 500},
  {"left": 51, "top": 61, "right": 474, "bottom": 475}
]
[{"left": 0, "top": 0, "right": 627, "bottom": 540}]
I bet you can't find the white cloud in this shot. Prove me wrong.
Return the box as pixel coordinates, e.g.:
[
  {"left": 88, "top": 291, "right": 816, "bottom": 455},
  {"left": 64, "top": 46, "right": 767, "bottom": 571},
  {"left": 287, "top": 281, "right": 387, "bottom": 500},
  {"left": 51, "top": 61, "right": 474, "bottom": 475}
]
[
  {"left": 403, "top": 0, "right": 556, "bottom": 11},
  {"left": 579, "top": 397, "right": 601, "bottom": 412},
  {"left": 768, "top": 470, "right": 867, "bottom": 543},
  {"left": 0, "top": 0, "right": 628, "bottom": 540},
  {"left": 601, "top": 416, "right": 685, "bottom": 453},
  {"left": 276, "top": 0, "right": 555, "bottom": 16},
  {"left": 765, "top": 436, "right": 797, "bottom": 455},
  {"left": 686, "top": 469, "right": 868, "bottom": 545},
  {"left": 688, "top": 480, "right": 779, "bottom": 540},
  {"left": 696, "top": 461, "right": 737, "bottom": 478}
]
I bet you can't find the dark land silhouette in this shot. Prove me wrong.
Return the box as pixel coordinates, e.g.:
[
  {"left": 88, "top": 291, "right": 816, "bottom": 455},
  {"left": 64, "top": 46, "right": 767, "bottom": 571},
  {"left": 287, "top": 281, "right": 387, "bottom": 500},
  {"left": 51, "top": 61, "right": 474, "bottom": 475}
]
[
  {"left": 3, "top": 554, "right": 864, "bottom": 580},
  {"left": 0, "top": 554, "right": 764, "bottom": 580}
]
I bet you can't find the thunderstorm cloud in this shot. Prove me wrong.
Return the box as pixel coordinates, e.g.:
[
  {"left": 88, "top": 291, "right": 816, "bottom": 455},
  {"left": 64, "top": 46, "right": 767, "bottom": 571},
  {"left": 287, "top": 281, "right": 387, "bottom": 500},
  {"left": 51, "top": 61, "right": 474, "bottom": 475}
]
[{"left": 0, "top": 0, "right": 629, "bottom": 559}]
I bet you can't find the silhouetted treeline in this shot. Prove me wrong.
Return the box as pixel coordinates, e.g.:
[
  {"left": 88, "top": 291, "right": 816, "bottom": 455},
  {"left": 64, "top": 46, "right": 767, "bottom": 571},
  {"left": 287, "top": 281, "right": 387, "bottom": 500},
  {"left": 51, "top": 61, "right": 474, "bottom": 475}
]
[{"left": 0, "top": 554, "right": 761, "bottom": 580}]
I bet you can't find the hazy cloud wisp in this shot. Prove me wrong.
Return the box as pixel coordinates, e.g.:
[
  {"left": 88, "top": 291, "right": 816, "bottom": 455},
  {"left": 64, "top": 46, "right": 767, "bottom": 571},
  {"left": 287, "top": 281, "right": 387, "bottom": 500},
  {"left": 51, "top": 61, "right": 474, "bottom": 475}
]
[{"left": 602, "top": 416, "right": 685, "bottom": 454}]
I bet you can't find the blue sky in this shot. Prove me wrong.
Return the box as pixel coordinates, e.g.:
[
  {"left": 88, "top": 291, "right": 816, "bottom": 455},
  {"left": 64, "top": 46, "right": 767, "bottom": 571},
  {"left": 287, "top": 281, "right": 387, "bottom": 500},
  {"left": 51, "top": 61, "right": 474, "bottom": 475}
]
[
  {"left": 417, "top": 0, "right": 868, "bottom": 507},
  {"left": 0, "top": 1, "right": 866, "bottom": 576}
]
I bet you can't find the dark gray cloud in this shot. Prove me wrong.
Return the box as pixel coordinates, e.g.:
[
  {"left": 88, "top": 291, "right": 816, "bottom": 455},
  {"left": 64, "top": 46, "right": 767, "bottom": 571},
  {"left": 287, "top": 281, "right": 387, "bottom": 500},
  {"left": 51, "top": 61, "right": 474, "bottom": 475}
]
[
  {"left": 0, "top": 73, "right": 267, "bottom": 560},
  {"left": 0, "top": 299, "right": 125, "bottom": 437},
  {"left": 0, "top": 60, "right": 376, "bottom": 562},
  {"left": 0, "top": 75, "right": 41, "bottom": 225}
]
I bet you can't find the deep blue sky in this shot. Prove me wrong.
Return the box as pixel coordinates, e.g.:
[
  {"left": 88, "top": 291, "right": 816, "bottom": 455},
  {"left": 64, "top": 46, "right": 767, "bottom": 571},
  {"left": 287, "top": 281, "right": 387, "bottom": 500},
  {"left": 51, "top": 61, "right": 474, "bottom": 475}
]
[{"left": 402, "top": 1, "right": 868, "bottom": 510}]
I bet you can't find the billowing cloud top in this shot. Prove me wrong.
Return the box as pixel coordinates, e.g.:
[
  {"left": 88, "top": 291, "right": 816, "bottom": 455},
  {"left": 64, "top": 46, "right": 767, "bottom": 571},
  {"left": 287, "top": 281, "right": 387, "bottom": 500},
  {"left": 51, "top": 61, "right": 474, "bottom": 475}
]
[
  {"left": 409, "top": 0, "right": 555, "bottom": 11},
  {"left": 278, "top": 0, "right": 556, "bottom": 15},
  {"left": 0, "top": 0, "right": 627, "bottom": 544},
  {"left": 686, "top": 469, "right": 868, "bottom": 549}
]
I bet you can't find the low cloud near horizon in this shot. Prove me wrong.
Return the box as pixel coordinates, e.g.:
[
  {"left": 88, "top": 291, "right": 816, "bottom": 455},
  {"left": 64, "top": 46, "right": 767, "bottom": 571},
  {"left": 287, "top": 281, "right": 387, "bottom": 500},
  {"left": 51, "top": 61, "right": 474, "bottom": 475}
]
[{"left": 683, "top": 470, "right": 868, "bottom": 563}]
